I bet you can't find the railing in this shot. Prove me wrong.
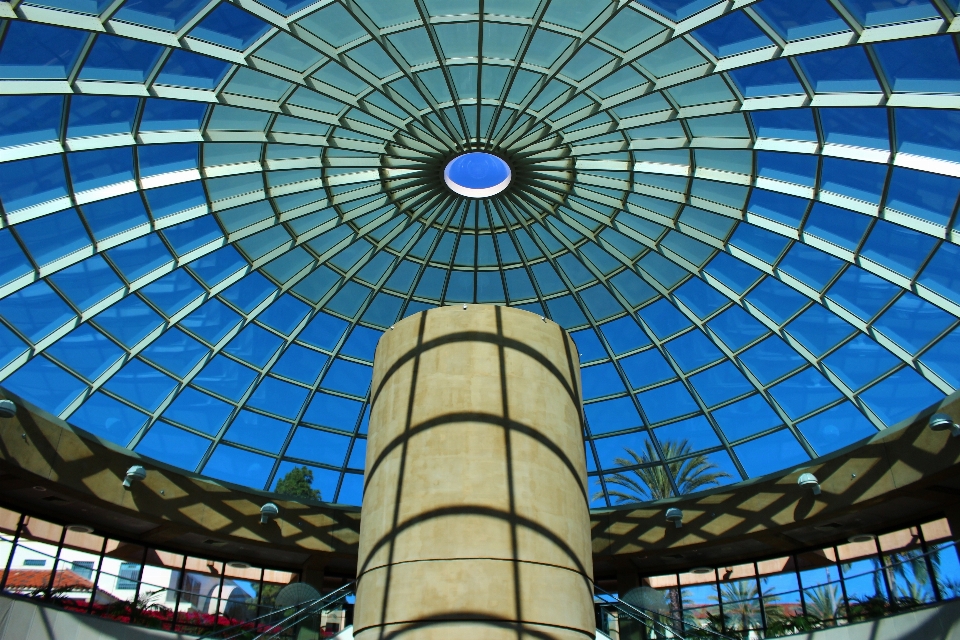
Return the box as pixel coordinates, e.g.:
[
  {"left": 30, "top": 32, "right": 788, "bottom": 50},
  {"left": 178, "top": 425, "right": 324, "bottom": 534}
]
[
  {"left": 0, "top": 531, "right": 315, "bottom": 635},
  {"left": 595, "top": 584, "right": 735, "bottom": 640},
  {"left": 595, "top": 539, "right": 960, "bottom": 639},
  {"left": 199, "top": 582, "right": 355, "bottom": 640}
]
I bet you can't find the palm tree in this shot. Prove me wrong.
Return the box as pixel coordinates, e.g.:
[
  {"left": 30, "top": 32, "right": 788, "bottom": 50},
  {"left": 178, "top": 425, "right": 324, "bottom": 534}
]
[
  {"left": 804, "top": 584, "right": 840, "bottom": 624},
  {"left": 716, "top": 580, "right": 762, "bottom": 632},
  {"left": 596, "top": 439, "right": 731, "bottom": 503}
]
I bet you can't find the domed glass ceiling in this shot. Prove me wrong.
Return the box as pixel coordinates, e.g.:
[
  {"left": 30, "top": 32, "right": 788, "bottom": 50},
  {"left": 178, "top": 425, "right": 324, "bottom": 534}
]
[{"left": 0, "top": 0, "right": 959, "bottom": 508}]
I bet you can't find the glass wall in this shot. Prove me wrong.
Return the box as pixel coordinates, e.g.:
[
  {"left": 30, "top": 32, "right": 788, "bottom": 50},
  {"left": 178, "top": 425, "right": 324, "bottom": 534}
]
[
  {"left": 0, "top": 505, "right": 300, "bottom": 634},
  {"left": 627, "top": 517, "right": 960, "bottom": 638}
]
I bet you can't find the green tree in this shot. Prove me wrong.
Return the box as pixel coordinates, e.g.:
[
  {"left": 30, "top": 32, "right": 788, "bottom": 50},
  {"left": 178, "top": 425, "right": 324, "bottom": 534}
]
[
  {"left": 275, "top": 466, "right": 321, "bottom": 500},
  {"left": 596, "top": 439, "right": 731, "bottom": 503}
]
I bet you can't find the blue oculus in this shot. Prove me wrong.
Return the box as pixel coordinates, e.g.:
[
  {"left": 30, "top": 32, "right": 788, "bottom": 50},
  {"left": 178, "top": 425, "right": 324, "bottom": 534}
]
[{"left": 443, "top": 152, "right": 511, "bottom": 197}]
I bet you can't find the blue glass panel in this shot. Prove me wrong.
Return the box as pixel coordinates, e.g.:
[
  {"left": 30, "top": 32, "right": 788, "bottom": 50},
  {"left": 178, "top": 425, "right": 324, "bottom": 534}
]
[
  {"left": 320, "top": 359, "right": 371, "bottom": 397},
  {"left": 161, "top": 386, "right": 233, "bottom": 436},
  {"left": 873, "top": 294, "right": 954, "bottom": 355},
  {"left": 189, "top": 4, "right": 270, "bottom": 50},
  {"left": 256, "top": 295, "right": 310, "bottom": 336},
  {"left": 67, "top": 95, "right": 138, "bottom": 138},
  {"left": 144, "top": 182, "right": 207, "bottom": 220},
  {"left": 546, "top": 295, "right": 588, "bottom": 329},
  {"left": 593, "top": 431, "right": 655, "bottom": 472},
  {"left": 0, "top": 322, "right": 28, "bottom": 370},
  {"left": 68, "top": 147, "right": 135, "bottom": 194},
  {"left": 778, "top": 244, "right": 843, "bottom": 293},
  {"left": 271, "top": 344, "right": 327, "bottom": 386},
  {"left": 824, "top": 154, "right": 890, "bottom": 202},
  {"left": 704, "top": 253, "right": 763, "bottom": 295},
  {"left": 325, "top": 281, "right": 371, "bottom": 318},
  {"left": 179, "top": 299, "right": 241, "bottom": 345},
  {"left": 162, "top": 216, "right": 223, "bottom": 256},
  {"left": 221, "top": 272, "right": 276, "bottom": 313},
  {"left": 49, "top": 256, "right": 124, "bottom": 311},
  {"left": 3, "top": 357, "right": 86, "bottom": 415},
  {"left": 0, "top": 281, "right": 76, "bottom": 343},
  {"left": 796, "top": 46, "right": 881, "bottom": 93},
  {"left": 620, "top": 349, "right": 677, "bottom": 390},
  {"left": 341, "top": 326, "right": 383, "bottom": 362},
  {"left": 139, "top": 143, "right": 199, "bottom": 176},
  {"left": 746, "top": 189, "right": 808, "bottom": 228},
  {"left": 823, "top": 334, "right": 899, "bottom": 390},
  {"left": 188, "top": 246, "right": 247, "bottom": 288},
  {"left": 298, "top": 312, "right": 349, "bottom": 351},
  {"left": 108, "top": 234, "right": 174, "bottom": 282},
  {"left": 859, "top": 368, "right": 944, "bottom": 427},
  {"left": 641, "top": 0, "right": 717, "bottom": 21},
  {"left": 103, "top": 359, "right": 178, "bottom": 412},
  {"left": 192, "top": 355, "right": 258, "bottom": 402},
  {"left": 79, "top": 34, "right": 163, "bottom": 82},
  {"left": 692, "top": 11, "right": 771, "bottom": 57},
  {"left": 861, "top": 220, "right": 937, "bottom": 278},
  {"left": 917, "top": 243, "right": 960, "bottom": 303},
  {"left": 113, "top": 0, "right": 208, "bottom": 31},
  {"left": 247, "top": 377, "right": 309, "bottom": 420},
  {"left": 820, "top": 108, "right": 890, "bottom": 149},
  {"left": 139, "top": 328, "right": 207, "bottom": 378},
  {"left": 139, "top": 269, "right": 205, "bottom": 317},
  {"left": 756, "top": 151, "right": 817, "bottom": 186},
  {"left": 599, "top": 317, "right": 651, "bottom": 355},
  {"left": 585, "top": 397, "right": 643, "bottom": 435},
  {"left": 842, "top": 0, "right": 939, "bottom": 26},
  {"left": 135, "top": 422, "right": 210, "bottom": 470},
  {"left": 797, "top": 402, "right": 876, "bottom": 455},
  {"left": 664, "top": 331, "right": 723, "bottom": 373},
  {"left": 287, "top": 427, "right": 350, "bottom": 467},
  {"left": 637, "top": 382, "right": 699, "bottom": 423},
  {"left": 16, "top": 209, "right": 90, "bottom": 267},
  {"left": 655, "top": 415, "right": 723, "bottom": 452},
  {"left": 826, "top": 266, "right": 898, "bottom": 322},
  {"left": 203, "top": 445, "right": 272, "bottom": 488},
  {"left": 750, "top": 109, "right": 818, "bottom": 141},
  {"left": 746, "top": 278, "right": 808, "bottom": 324},
  {"left": 708, "top": 306, "right": 767, "bottom": 352},
  {"left": 769, "top": 368, "right": 843, "bottom": 420},
  {"left": 92, "top": 296, "right": 163, "bottom": 348},
  {"left": 581, "top": 362, "right": 626, "bottom": 399},
  {"left": 140, "top": 99, "right": 208, "bottom": 131},
  {"left": 45, "top": 324, "right": 123, "bottom": 381},
  {"left": 302, "top": 392, "right": 363, "bottom": 432},
  {"left": 730, "top": 224, "right": 791, "bottom": 264},
  {"left": 734, "top": 429, "right": 809, "bottom": 477},
  {"left": 580, "top": 285, "right": 623, "bottom": 321},
  {"left": 156, "top": 50, "right": 231, "bottom": 89},
  {"left": 785, "top": 306, "right": 855, "bottom": 357},
  {"left": 874, "top": 35, "right": 960, "bottom": 93},
  {"left": 637, "top": 299, "right": 692, "bottom": 339},
  {"left": 674, "top": 277, "right": 728, "bottom": 320},
  {"left": 730, "top": 59, "right": 803, "bottom": 97},
  {"left": 689, "top": 361, "right": 754, "bottom": 407},
  {"left": 223, "top": 324, "right": 283, "bottom": 368},
  {"left": 0, "top": 95, "right": 63, "bottom": 147},
  {"left": 69, "top": 392, "right": 147, "bottom": 446},
  {"left": 713, "top": 394, "right": 784, "bottom": 442},
  {"left": 802, "top": 202, "right": 870, "bottom": 252},
  {"left": 886, "top": 167, "right": 960, "bottom": 228},
  {"left": 0, "top": 154, "right": 68, "bottom": 212},
  {"left": 609, "top": 271, "right": 657, "bottom": 307},
  {"left": 571, "top": 328, "right": 605, "bottom": 362},
  {"left": 272, "top": 461, "right": 338, "bottom": 499},
  {"left": 920, "top": 328, "right": 960, "bottom": 389},
  {"left": 739, "top": 335, "right": 806, "bottom": 384},
  {"left": 0, "top": 22, "right": 86, "bottom": 79},
  {"left": 0, "top": 230, "right": 32, "bottom": 290},
  {"left": 81, "top": 193, "right": 150, "bottom": 241},
  {"left": 753, "top": 0, "right": 849, "bottom": 40},
  {"left": 224, "top": 410, "right": 290, "bottom": 454},
  {"left": 896, "top": 108, "right": 960, "bottom": 164},
  {"left": 347, "top": 438, "right": 366, "bottom": 469}
]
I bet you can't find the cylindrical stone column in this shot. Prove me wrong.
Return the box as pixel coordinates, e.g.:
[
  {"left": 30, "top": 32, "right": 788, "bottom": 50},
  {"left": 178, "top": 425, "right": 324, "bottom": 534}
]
[{"left": 354, "top": 305, "right": 594, "bottom": 640}]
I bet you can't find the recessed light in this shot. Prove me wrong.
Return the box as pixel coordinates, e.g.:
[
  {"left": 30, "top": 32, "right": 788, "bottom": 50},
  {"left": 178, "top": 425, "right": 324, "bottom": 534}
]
[
  {"left": 690, "top": 567, "right": 713, "bottom": 575},
  {"left": 227, "top": 561, "right": 251, "bottom": 569},
  {"left": 67, "top": 524, "right": 94, "bottom": 534},
  {"left": 848, "top": 534, "right": 875, "bottom": 544}
]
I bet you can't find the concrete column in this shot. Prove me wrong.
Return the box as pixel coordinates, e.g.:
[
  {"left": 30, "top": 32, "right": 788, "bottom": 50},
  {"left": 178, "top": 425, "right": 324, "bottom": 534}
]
[{"left": 354, "top": 305, "right": 594, "bottom": 640}]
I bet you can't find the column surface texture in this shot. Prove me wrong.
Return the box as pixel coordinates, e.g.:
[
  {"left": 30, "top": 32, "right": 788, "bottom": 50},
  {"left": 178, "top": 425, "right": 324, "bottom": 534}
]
[{"left": 354, "top": 305, "right": 594, "bottom": 640}]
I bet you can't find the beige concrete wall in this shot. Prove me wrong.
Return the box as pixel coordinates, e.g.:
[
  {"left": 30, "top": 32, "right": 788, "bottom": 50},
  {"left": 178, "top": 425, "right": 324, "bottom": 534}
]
[
  {"left": 354, "top": 305, "right": 594, "bottom": 640},
  {"left": 0, "top": 594, "right": 195, "bottom": 640}
]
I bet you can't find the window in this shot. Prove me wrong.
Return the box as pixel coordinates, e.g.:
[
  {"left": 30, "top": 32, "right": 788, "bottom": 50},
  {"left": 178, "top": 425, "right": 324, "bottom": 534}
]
[
  {"left": 22, "top": 559, "right": 45, "bottom": 567},
  {"left": 116, "top": 562, "right": 141, "bottom": 590},
  {"left": 71, "top": 560, "right": 95, "bottom": 580}
]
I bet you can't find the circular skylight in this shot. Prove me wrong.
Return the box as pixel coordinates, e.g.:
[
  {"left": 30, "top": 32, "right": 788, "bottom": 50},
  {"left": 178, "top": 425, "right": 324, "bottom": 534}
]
[
  {"left": 0, "top": 0, "right": 958, "bottom": 509},
  {"left": 443, "top": 153, "right": 512, "bottom": 198}
]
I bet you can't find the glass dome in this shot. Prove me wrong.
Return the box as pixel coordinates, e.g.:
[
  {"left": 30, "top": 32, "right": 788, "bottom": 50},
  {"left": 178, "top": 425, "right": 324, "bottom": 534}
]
[{"left": 0, "top": 0, "right": 958, "bottom": 507}]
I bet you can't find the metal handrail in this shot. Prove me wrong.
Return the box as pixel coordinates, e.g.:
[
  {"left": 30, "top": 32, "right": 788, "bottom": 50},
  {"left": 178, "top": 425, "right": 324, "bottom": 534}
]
[
  {"left": 198, "top": 581, "right": 355, "bottom": 640},
  {"left": 594, "top": 584, "right": 736, "bottom": 640}
]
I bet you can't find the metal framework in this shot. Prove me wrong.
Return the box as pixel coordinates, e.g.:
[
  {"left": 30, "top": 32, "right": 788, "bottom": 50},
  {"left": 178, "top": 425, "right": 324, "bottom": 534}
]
[{"left": 0, "top": 0, "right": 959, "bottom": 507}]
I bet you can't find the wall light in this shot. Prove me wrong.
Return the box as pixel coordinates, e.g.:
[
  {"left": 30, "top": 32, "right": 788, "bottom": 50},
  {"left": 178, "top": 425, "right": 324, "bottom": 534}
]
[
  {"left": 929, "top": 413, "right": 960, "bottom": 437},
  {"left": 260, "top": 502, "right": 279, "bottom": 524},
  {"left": 0, "top": 399, "right": 16, "bottom": 419},
  {"left": 123, "top": 465, "right": 147, "bottom": 489},
  {"left": 665, "top": 507, "right": 683, "bottom": 529},
  {"left": 798, "top": 472, "right": 821, "bottom": 495}
]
